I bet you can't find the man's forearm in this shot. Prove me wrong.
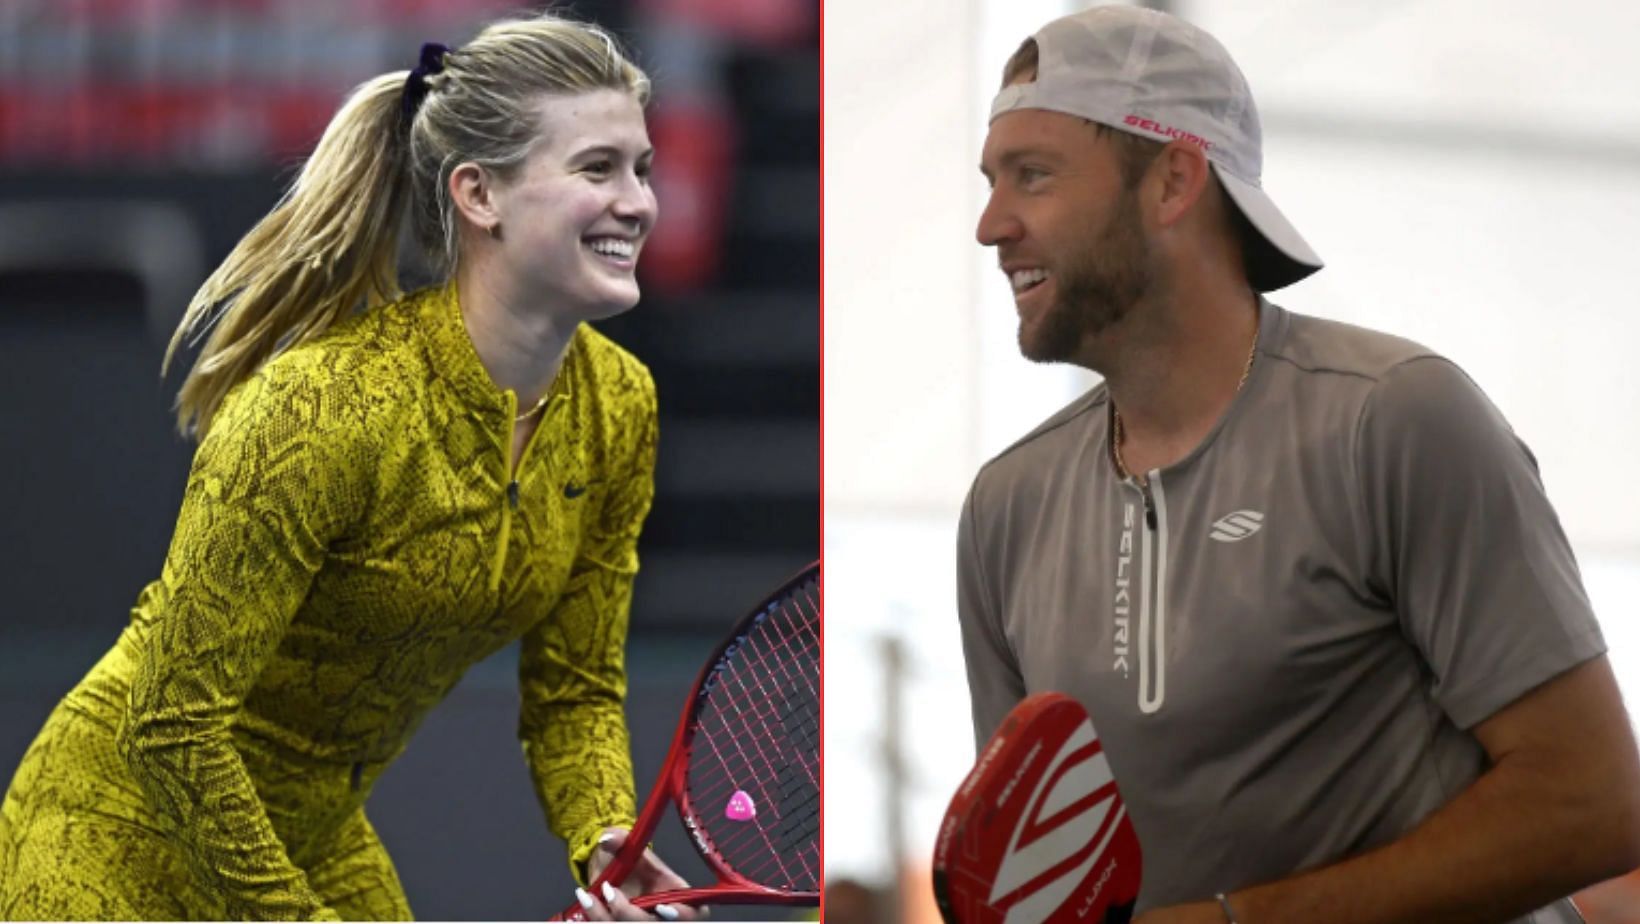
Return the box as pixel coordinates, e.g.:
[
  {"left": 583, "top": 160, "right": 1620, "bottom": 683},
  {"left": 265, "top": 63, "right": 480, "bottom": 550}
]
[{"left": 1228, "top": 750, "right": 1639, "bottom": 924}]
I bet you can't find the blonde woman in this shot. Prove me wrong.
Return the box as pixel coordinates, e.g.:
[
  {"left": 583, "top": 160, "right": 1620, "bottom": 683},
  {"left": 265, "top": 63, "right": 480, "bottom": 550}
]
[{"left": 0, "top": 14, "right": 700, "bottom": 922}]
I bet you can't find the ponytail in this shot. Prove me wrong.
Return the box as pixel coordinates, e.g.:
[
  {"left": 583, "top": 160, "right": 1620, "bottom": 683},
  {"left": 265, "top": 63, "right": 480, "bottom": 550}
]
[{"left": 164, "top": 72, "right": 412, "bottom": 438}]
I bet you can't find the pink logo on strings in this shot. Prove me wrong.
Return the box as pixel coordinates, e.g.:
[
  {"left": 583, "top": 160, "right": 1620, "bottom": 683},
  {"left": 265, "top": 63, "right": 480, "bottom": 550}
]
[{"left": 725, "top": 790, "right": 757, "bottom": 822}]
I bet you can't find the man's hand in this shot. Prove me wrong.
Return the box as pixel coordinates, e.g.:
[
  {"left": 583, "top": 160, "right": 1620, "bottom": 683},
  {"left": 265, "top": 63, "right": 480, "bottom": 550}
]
[
  {"left": 1133, "top": 900, "right": 1227, "bottom": 924},
  {"left": 576, "top": 827, "right": 706, "bottom": 922}
]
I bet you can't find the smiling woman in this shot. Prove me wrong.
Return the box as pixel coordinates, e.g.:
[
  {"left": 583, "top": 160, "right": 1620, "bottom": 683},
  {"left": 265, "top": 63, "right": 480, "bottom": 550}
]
[
  {"left": 0, "top": 12, "right": 695, "bottom": 924},
  {"left": 454, "top": 90, "right": 656, "bottom": 328}
]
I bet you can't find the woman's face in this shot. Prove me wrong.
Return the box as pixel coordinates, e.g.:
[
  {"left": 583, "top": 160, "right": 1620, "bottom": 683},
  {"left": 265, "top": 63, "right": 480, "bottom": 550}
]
[{"left": 493, "top": 88, "right": 657, "bottom": 321}]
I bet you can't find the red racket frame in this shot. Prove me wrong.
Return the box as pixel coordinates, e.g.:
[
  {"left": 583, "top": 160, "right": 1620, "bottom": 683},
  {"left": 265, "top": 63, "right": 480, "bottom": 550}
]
[{"left": 552, "top": 561, "right": 821, "bottom": 920}]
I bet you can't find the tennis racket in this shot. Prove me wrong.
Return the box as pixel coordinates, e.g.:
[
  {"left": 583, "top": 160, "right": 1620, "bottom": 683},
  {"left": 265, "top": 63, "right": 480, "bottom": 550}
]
[
  {"left": 933, "top": 692, "right": 1141, "bottom": 924},
  {"left": 550, "top": 561, "right": 821, "bottom": 920}
]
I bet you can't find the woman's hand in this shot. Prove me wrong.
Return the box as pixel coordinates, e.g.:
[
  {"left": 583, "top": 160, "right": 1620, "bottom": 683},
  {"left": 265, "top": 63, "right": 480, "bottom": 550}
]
[{"left": 577, "top": 827, "right": 707, "bottom": 921}]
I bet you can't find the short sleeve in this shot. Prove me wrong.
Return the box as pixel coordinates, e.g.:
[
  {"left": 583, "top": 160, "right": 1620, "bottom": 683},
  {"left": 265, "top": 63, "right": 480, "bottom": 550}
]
[{"left": 1355, "top": 356, "right": 1605, "bottom": 729}]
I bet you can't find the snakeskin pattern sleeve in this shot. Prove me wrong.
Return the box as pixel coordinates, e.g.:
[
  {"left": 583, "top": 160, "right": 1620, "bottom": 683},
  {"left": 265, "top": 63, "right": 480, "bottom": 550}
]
[
  {"left": 114, "top": 360, "right": 372, "bottom": 921},
  {"left": 519, "top": 358, "right": 657, "bottom": 885}
]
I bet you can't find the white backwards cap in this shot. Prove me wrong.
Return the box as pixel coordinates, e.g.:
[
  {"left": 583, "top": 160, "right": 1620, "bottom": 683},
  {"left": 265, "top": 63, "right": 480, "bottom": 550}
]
[{"left": 991, "top": 5, "right": 1322, "bottom": 291}]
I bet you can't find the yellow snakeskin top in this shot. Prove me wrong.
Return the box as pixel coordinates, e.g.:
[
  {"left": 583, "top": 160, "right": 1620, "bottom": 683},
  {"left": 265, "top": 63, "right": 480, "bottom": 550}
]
[{"left": 71, "top": 281, "right": 653, "bottom": 917}]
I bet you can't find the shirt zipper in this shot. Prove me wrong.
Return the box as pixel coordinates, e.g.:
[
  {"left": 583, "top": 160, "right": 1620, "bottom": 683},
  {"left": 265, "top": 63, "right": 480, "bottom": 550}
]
[
  {"left": 1144, "top": 472, "right": 1167, "bottom": 713},
  {"left": 490, "top": 391, "right": 544, "bottom": 592},
  {"left": 490, "top": 393, "right": 517, "bottom": 592}
]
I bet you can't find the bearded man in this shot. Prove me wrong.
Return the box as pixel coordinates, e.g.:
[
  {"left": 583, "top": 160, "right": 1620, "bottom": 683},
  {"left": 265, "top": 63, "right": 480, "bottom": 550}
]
[{"left": 958, "top": 7, "right": 1640, "bottom": 923}]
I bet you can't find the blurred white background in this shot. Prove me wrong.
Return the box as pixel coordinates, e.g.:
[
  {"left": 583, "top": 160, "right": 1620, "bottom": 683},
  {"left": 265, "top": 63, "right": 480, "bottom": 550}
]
[{"left": 823, "top": 0, "right": 1640, "bottom": 916}]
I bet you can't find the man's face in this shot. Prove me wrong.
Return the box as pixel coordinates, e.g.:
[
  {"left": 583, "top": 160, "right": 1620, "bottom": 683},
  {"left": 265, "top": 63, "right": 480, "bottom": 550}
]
[{"left": 977, "top": 109, "right": 1155, "bottom": 365}]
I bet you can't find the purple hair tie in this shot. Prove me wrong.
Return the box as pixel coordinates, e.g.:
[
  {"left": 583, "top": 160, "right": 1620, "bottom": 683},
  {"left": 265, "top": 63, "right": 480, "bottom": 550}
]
[{"left": 401, "top": 42, "right": 450, "bottom": 122}]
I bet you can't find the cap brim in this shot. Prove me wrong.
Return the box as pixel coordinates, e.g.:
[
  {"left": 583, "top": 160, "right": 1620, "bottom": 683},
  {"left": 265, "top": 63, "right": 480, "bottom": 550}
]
[{"left": 1212, "top": 164, "right": 1323, "bottom": 292}]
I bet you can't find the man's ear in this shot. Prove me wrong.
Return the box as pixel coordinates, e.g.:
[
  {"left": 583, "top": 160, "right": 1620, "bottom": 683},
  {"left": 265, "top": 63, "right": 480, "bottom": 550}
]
[{"left": 1150, "top": 141, "right": 1213, "bottom": 229}]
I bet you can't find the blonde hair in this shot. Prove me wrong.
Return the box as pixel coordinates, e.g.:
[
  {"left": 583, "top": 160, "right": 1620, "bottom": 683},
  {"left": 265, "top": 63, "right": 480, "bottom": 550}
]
[{"left": 165, "top": 14, "right": 650, "bottom": 437}]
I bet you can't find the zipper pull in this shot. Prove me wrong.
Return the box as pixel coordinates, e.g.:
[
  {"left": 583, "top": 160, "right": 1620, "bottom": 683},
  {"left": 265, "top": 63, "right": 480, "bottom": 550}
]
[
  {"left": 1141, "top": 483, "right": 1157, "bottom": 530},
  {"left": 507, "top": 481, "right": 520, "bottom": 509}
]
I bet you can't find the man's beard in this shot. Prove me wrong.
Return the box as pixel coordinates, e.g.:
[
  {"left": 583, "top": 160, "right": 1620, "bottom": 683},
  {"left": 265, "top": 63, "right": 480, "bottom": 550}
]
[{"left": 1018, "top": 188, "right": 1155, "bottom": 365}]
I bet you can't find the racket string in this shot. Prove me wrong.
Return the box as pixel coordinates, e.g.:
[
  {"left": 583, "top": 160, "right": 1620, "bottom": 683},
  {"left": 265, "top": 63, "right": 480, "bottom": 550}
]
[
  {"left": 693, "top": 602, "right": 816, "bottom": 883},
  {"left": 685, "top": 578, "right": 820, "bottom": 892}
]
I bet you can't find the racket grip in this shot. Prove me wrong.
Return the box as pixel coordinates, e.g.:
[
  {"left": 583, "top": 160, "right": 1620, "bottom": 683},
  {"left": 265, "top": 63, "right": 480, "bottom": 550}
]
[{"left": 551, "top": 830, "right": 648, "bottom": 920}]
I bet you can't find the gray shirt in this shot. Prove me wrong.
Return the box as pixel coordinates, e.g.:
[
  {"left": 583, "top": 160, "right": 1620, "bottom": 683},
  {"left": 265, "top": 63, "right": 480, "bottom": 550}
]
[{"left": 956, "top": 302, "right": 1603, "bottom": 920}]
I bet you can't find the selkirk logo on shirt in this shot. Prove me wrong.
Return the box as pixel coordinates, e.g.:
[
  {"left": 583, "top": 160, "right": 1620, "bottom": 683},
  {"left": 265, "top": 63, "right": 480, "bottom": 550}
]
[
  {"left": 1112, "top": 502, "right": 1135, "bottom": 678},
  {"left": 1210, "top": 510, "right": 1265, "bottom": 542}
]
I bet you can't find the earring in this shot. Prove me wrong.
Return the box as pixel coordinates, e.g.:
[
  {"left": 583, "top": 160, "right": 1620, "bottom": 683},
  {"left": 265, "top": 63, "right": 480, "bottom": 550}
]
[{"left": 487, "top": 224, "right": 501, "bottom": 240}]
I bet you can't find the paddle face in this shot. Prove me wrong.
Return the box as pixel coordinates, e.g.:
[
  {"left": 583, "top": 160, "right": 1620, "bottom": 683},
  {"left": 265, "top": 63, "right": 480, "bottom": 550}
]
[{"left": 933, "top": 692, "right": 1141, "bottom": 924}]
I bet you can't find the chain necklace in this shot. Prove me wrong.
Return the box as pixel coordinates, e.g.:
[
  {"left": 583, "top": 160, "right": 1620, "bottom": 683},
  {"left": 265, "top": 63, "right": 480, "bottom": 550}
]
[
  {"left": 1112, "top": 332, "right": 1259, "bottom": 485},
  {"left": 514, "top": 392, "right": 550, "bottom": 423}
]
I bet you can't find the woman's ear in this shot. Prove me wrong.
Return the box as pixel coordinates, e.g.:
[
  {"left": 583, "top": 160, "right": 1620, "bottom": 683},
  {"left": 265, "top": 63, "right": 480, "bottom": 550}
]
[{"left": 449, "top": 162, "right": 502, "bottom": 237}]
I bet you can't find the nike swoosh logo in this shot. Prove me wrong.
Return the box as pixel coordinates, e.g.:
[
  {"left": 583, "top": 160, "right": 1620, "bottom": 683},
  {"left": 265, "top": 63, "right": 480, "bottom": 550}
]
[{"left": 564, "top": 483, "right": 588, "bottom": 499}]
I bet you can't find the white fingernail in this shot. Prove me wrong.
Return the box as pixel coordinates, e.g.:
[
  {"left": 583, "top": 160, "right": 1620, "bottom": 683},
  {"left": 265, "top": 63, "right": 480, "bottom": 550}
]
[
  {"left": 656, "top": 904, "right": 680, "bottom": 921},
  {"left": 598, "top": 832, "right": 617, "bottom": 846},
  {"left": 601, "top": 881, "right": 618, "bottom": 903},
  {"left": 575, "top": 888, "right": 594, "bottom": 911}
]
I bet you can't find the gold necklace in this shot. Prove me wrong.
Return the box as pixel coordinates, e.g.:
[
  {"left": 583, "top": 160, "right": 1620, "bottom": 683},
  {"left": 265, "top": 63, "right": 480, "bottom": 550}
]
[
  {"left": 1112, "top": 333, "right": 1258, "bottom": 484},
  {"left": 514, "top": 393, "right": 550, "bottom": 423}
]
